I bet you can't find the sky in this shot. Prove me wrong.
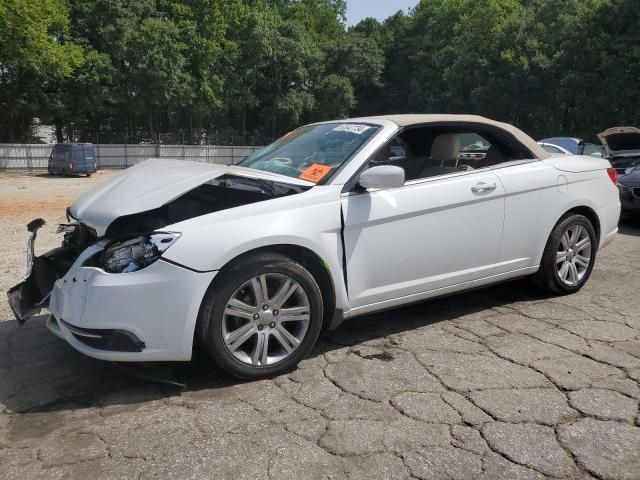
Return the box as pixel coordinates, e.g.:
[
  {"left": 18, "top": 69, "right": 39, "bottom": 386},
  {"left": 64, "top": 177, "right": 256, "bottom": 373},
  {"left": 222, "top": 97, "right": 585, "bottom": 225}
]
[{"left": 346, "top": 0, "right": 419, "bottom": 26}]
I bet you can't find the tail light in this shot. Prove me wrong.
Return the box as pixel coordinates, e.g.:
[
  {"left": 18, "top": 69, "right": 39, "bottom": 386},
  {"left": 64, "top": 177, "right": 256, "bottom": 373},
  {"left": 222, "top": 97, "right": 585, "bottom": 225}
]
[
  {"left": 607, "top": 167, "right": 617, "bottom": 185},
  {"left": 68, "top": 162, "right": 73, "bottom": 170}
]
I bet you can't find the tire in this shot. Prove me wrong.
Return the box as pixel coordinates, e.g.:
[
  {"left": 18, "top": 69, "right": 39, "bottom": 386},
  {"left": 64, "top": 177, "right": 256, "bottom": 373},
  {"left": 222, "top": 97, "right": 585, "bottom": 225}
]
[
  {"left": 197, "top": 252, "right": 324, "bottom": 379},
  {"left": 534, "top": 213, "right": 597, "bottom": 295}
]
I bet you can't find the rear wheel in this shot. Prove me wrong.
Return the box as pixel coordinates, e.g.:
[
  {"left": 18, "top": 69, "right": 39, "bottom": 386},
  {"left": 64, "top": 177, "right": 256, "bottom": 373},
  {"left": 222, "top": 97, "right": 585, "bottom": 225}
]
[
  {"left": 197, "top": 252, "right": 323, "bottom": 379},
  {"left": 534, "top": 214, "right": 597, "bottom": 294}
]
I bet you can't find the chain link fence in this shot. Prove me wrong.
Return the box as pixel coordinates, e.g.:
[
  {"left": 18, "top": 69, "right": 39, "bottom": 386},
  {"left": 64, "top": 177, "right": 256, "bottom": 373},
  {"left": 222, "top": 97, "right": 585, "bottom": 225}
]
[{"left": 0, "top": 144, "right": 263, "bottom": 170}]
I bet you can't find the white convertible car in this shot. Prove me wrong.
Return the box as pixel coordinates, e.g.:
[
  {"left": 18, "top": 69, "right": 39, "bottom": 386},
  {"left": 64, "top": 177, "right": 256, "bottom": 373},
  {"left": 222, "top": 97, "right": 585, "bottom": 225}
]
[{"left": 8, "top": 115, "right": 621, "bottom": 378}]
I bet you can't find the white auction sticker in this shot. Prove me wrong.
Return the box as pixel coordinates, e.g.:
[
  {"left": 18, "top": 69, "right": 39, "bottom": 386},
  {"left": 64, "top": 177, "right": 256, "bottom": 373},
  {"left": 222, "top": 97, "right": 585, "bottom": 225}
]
[{"left": 332, "top": 124, "right": 372, "bottom": 135}]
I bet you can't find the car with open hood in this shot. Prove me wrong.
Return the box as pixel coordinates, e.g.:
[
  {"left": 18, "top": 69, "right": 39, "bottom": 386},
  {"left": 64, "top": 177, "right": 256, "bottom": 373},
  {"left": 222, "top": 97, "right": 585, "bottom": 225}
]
[
  {"left": 7, "top": 115, "right": 621, "bottom": 378},
  {"left": 601, "top": 127, "right": 640, "bottom": 215},
  {"left": 599, "top": 126, "right": 640, "bottom": 173}
]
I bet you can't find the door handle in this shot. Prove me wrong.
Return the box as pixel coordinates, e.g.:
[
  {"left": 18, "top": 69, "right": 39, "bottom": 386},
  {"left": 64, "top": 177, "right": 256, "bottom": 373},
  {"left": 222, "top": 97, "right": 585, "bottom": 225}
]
[{"left": 471, "top": 182, "right": 497, "bottom": 193}]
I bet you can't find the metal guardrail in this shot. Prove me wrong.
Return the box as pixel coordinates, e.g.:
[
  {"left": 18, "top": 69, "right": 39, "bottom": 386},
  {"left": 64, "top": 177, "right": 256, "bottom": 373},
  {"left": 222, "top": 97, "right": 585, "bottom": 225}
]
[{"left": 0, "top": 144, "right": 263, "bottom": 170}]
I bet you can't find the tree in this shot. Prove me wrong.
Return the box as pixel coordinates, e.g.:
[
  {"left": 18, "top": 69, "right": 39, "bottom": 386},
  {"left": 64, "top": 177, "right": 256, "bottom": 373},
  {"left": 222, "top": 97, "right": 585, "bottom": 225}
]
[
  {"left": 126, "top": 17, "right": 191, "bottom": 142},
  {"left": 234, "top": 12, "right": 321, "bottom": 139},
  {"left": 4, "top": 0, "right": 639, "bottom": 144},
  {"left": 313, "top": 74, "right": 354, "bottom": 119},
  {"left": 0, "top": 0, "right": 84, "bottom": 141}
]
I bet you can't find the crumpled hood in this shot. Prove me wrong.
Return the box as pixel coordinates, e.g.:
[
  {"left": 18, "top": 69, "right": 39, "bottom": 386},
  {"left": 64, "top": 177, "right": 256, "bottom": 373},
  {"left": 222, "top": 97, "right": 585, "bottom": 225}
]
[
  {"left": 70, "top": 158, "right": 313, "bottom": 236},
  {"left": 598, "top": 127, "right": 640, "bottom": 156}
]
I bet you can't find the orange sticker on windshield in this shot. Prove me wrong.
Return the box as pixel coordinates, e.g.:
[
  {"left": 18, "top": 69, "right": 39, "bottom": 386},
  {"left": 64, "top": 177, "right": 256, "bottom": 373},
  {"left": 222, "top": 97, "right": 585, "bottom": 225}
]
[{"left": 299, "top": 163, "right": 333, "bottom": 183}]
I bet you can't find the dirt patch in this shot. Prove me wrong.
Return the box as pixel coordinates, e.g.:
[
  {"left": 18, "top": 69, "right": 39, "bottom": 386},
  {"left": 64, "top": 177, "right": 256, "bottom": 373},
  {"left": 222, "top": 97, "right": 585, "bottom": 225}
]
[{"left": 0, "top": 170, "right": 120, "bottom": 318}]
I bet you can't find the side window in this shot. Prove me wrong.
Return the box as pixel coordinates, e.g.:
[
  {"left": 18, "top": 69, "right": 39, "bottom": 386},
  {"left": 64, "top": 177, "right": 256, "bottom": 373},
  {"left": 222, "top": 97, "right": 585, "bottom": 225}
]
[
  {"left": 365, "top": 125, "right": 532, "bottom": 185},
  {"left": 389, "top": 139, "right": 407, "bottom": 158},
  {"left": 582, "top": 143, "right": 602, "bottom": 157},
  {"left": 370, "top": 137, "right": 408, "bottom": 165},
  {"left": 412, "top": 131, "right": 503, "bottom": 181},
  {"left": 458, "top": 133, "right": 492, "bottom": 168},
  {"left": 542, "top": 144, "right": 563, "bottom": 154},
  {"left": 52, "top": 147, "right": 67, "bottom": 162}
]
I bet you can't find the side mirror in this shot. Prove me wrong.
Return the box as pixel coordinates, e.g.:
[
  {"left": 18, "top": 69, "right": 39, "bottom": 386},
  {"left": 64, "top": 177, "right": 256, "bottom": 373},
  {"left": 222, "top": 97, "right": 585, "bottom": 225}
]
[
  {"left": 590, "top": 152, "right": 603, "bottom": 158},
  {"left": 358, "top": 165, "right": 405, "bottom": 190}
]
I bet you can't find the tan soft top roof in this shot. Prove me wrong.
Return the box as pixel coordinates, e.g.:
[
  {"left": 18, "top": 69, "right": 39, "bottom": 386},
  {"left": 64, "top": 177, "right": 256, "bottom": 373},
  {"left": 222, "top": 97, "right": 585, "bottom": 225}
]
[{"left": 351, "top": 114, "right": 549, "bottom": 159}]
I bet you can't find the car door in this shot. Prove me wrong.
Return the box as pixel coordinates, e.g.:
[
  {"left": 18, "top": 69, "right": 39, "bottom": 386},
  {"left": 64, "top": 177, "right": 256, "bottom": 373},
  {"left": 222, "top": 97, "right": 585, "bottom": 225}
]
[
  {"left": 488, "top": 160, "right": 564, "bottom": 277},
  {"left": 341, "top": 170, "right": 505, "bottom": 310}
]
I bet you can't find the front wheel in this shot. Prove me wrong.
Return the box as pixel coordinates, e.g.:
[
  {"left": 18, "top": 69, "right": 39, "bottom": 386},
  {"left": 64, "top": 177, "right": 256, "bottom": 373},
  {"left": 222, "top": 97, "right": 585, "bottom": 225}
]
[
  {"left": 197, "top": 252, "right": 324, "bottom": 379},
  {"left": 534, "top": 214, "right": 597, "bottom": 294}
]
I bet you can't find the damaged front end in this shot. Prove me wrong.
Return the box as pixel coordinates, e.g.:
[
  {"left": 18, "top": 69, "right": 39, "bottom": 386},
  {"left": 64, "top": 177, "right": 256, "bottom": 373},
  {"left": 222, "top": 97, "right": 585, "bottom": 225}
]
[
  {"left": 7, "top": 216, "right": 98, "bottom": 323},
  {"left": 7, "top": 168, "right": 311, "bottom": 325}
]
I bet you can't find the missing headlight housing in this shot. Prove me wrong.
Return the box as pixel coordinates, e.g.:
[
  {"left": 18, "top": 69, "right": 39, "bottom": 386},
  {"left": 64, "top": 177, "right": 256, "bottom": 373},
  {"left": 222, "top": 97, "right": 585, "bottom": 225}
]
[{"left": 100, "top": 232, "right": 181, "bottom": 273}]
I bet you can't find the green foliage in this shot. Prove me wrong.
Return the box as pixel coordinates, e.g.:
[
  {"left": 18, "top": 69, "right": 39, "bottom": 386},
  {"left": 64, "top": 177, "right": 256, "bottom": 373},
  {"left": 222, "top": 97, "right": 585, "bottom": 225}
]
[
  {"left": 314, "top": 74, "right": 355, "bottom": 119},
  {"left": 0, "top": 0, "right": 84, "bottom": 141},
  {"left": 0, "top": 0, "right": 83, "bottom": 75},
  {"left": 368, "top": 0, "right": 640, "bottom": 139},
  {"left": 2, "top": 0, "right": 639, "bottom": 143}
]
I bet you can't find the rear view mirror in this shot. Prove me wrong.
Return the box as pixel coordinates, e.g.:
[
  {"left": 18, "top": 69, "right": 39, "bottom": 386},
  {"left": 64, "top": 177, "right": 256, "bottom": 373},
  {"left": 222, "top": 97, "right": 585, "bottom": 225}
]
[{"left": 358, "top": 165, "right": 405, "bottom": 190}]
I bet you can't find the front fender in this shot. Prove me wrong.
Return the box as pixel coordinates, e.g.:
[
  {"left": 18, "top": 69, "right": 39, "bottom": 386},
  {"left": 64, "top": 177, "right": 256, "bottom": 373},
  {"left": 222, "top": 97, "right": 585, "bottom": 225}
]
[{"left": 161, "top": 191, "right": 348, "bottom": 311}]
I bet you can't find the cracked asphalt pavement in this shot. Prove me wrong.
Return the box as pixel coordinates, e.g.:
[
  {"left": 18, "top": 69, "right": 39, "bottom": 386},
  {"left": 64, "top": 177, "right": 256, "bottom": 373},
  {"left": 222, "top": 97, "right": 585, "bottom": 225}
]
[{"left": 2, "top": 175, "right": 640, "bottom": 479}]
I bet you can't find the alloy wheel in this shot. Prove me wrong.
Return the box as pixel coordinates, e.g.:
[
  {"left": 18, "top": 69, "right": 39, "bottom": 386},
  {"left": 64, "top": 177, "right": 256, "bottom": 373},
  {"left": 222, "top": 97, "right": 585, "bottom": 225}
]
[
  {"left": 221, "top": 273, "right": 311, "bottom": 367},
  {"left": 556, "top": 224, "right": 592, "bottom": 286}
]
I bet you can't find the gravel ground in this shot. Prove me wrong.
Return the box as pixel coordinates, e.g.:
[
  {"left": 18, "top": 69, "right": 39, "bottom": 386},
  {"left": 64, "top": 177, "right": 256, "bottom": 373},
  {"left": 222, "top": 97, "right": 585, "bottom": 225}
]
[
  {"left": 1, "top": 171, "right": 640, "bottom": 479},
  {"left": 0, "top": 170, "right": 120, "bottom": 319}
]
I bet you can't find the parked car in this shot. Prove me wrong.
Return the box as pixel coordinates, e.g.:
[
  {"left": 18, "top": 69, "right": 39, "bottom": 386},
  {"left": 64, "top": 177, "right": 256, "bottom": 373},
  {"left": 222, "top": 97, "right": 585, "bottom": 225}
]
[
  {"left": 598, "top": 126, "right": 640, "bottom": 173},
  {"left": 538, "top": 137, "right": 604, "bottom": 157},
  {"left": 9, "top": 115, "right": 621, "bottom": 379},
  {"left": 616, "top": 167, "right": 640, "bottom": 217},
  {"left": 599, "top": 126, "right": 640, "bottom": 216},
  {"left": 48, "top": 143, "right": 97, "bottom": 176},
  {"left": 538, "top": 142, "right": 572, "bottom": 156}
]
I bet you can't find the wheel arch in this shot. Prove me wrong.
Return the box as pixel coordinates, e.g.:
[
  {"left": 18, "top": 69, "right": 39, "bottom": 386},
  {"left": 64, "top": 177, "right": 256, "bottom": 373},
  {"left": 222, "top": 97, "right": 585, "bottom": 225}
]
[
  {"left": 534, "top": 205, "right": 600, "bottom": 294},
  {"left": 532, "top": 203, "right": 602, "bottom": 270},
  {"left": 206, "top": 244, "right": 338, "bottom": 331},
  {"left": 559, "top": 205, "right": 601, "bottom": 245}
]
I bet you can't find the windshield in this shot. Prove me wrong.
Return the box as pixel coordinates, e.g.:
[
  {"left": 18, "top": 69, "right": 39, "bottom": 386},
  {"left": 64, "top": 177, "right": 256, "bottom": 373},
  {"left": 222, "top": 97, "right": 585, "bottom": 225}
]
[{"left": 241, "top": 123, "right": 380, "bottom": 184}]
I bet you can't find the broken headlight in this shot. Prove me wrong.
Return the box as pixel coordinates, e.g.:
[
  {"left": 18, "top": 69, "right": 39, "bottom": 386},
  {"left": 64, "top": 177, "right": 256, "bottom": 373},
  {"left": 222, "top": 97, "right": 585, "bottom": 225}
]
[{"left": 100, "top": 232, "right": 181, "bottom": 273}]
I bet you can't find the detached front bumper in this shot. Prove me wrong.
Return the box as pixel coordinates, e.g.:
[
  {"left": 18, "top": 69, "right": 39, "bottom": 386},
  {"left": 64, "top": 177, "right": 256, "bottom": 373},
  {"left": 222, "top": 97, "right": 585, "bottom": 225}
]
[{"left": 10, "top": 238, "right": 217, "bottom": 362}]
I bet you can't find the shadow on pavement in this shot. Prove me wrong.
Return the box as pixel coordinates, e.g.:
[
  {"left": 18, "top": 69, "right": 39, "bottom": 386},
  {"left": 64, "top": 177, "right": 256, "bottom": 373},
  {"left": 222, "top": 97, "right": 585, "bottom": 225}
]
[
  {"left": 0, "top": 278, "right": 548, "bottom": 414},
  {"left": 33, "top": 173, "right": 94, "bottom": 179}
]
